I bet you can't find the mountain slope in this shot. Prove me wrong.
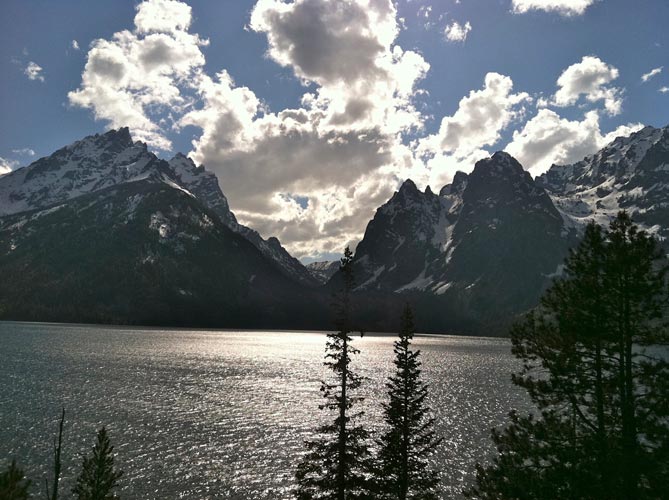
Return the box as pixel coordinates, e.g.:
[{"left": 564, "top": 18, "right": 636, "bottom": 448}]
[
  {"left": 0, "top": 178, "right": 315, "bottom": 326},
  {"left": 348, "top": 152, "right": 573, "bottom": 320},
  {"left": 537, "top": 125, "right": 669, "bottom": 241},
  {"left": 0, "top": 128, "right": 317, "bottom": 287}
]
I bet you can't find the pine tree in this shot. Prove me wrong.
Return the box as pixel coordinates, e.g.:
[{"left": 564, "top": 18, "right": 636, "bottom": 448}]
[
  {"left": 72, "top": 427, "right": 123, "bottom": 500},
  {"left": 375, "top": 304, "right": 442, "bottom": 499},
  {"left": 0, "top": 459, "right": 31, "bottom": 499},
  {"left": 465, "top": 212, "right": 669, "bottom": 499},
  {"left": 295, "top": 246, "right": 372, "bottom": 499}
]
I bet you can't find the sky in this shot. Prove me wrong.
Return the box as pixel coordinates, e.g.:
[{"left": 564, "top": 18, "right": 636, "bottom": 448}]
[{"left": 0, "top": 0, "right": 668, "bottom": 261}]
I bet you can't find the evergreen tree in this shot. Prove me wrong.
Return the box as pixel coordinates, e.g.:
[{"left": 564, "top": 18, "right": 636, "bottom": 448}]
[
  {"left": 375, "top": 304, "right": 442, "bottom": 499},
  {"left": 295, "top": 246, "right": 372, "bottom": 499},
  {"left": 465, "top": 212, "right": 669, "bottom": 499},
  {"left": 72, "top": 427, "right": 123, "bottom": 500},
  {"left": 0, "top": 459, "right": 31, "bottom": 499}
]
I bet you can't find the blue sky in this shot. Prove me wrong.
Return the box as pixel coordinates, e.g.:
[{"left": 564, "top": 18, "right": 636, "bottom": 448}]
[{"left": 1, "top": 0, "right": 668, "bottom": 258}]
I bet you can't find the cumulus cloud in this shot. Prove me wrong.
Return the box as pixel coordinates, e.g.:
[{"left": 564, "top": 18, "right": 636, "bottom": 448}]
[
  {"left": 71, "top": 40, "right": 80, "bottom": 51},
  {"left": 660, "top": 86, "right": 669, "bottom": 94},
  {"left": 24, "top": 61, "right": 45, "bottom": 82},
  {"left": 0, "top": 157, "right": 19, "bottom": 176},
  {"left": 68, "top": 0, "right": 208, "bottom": 150},
  {"left": 511, "top": 0, "right": 596, "bottom": 16},
  {"left": 67, "top": 0, "right": 646, "bottom": 258},
  {"left": 506, "top": 109, "right": 644, "bottom": 175},
  {"left": 418, "top": 72, "right": 529, "bottom": 186},
  {"left": 444, "top": 21, "right": 472, "bottom": 43},
  {"left": 177, "top": 0, "right": 429, "bottom": 257},
  {"left": 641, "top": 66, "right": 662, "bottom": 82},
  {"left": 553, "top": 56, "right": 623, "bottom": 115}
]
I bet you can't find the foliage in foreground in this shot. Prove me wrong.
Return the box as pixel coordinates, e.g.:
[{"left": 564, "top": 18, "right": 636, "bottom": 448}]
[
  {"left": 375, "top": 304, "right": 442, "bottom": 499},
  {"left": 3, "top": 411, "right": 123, "bottom": 500},
  {"left": 465, "top": 212, "right": 669, "bottom": 499},
  {"left": 0, "top": 459, "right": 32, "bottom": 500},
  {"left": 295, "top": 247, "right": 373, "bottom": 499},
  {"left": 72, "top": 427, "right": 124, "bottom": 500}
]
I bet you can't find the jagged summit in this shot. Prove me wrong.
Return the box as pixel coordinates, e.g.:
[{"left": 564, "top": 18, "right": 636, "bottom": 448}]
[
  {"left": 537, "top": 123, "right": 669, "bottom": 240},
  {"left": 0, "top": 127, "right": 317, "bottom": 287},
  {"left": 478, "top": 151, "right": 526, "bottom": 177},
  {"left": 397, "top": 178, "right": 419, "bottom": 194}
]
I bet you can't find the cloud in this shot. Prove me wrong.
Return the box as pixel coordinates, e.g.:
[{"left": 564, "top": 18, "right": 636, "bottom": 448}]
[
  {"left": 11, "top": 148, "right": 35, "bottom": 157},
  {"left": 444, "top": 21, "right": 472, "bottom": 43},
  {"left": 0, "top": 157, "right": 19, "bottom": 176},
  {"left": 177, "top": 0, "right": 429, "bottom": 257},
  {"left": 511, "top": 0, "right": 596, "bottom": 16},
  {"left": 552, "top": 56, "right": 623, "bottom": 115},
  {"left": 24, "top": 61, "right": 45, "bottom": 82},
  {"left": 641, "top": 66, "right": 662, "bottom": 82},
  {"left": 134, "top": 0, "right": 193, "bottom": 33},
  {"left": 68, "top": 0, "right": 208, "bottom": 150},
  {"left": 415, "top": 72, "right": 530, "bottom": 188},
  {"left": 659, "top": 86, "right": 669, "bottom": 94},
  {"left": 419, "top": 73, "right": 529, "bottom": 154},
  {"left": 505, "top": 108, "right": 643, "bottom": 175},
  {"left": 67, "top": 0, "right": 648, "bottom": 258},
  {"left": 71, "top": 40, "right": 80, "bottom": 51}
]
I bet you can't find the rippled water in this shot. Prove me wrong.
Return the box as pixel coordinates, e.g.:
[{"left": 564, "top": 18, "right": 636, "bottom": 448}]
[{"left": 0, "top": 322, "right": 529, "bottom": 499}]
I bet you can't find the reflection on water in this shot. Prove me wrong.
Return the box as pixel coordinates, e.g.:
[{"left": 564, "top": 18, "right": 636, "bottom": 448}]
[{"left": 0, "top": 322, "right": 529, "bottom": 499}]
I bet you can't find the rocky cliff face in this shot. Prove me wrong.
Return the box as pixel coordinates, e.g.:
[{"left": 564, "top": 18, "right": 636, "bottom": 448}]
[
  {"left": 348, "top": 152, "right": 575, "bottom": 327},
  {"left": 0, "top": 128, "right": 317, "bottom": 287},
  {"left": 537, "top": 125, "right": 669, "bottom": 242}
]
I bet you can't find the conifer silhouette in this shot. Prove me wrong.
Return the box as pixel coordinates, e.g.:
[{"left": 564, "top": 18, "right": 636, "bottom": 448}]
[
  {"left": 0, "top": 459, "right": 31, "bottom": 499},
  {"left": 375, "top": 304, "right": 442, "bottom": 499},
  {"left": 72, "top": 427, "right": 123, "bottom": 500},
  {"left": 295, "top": 246, "right": 372, "bottom": 499},
  {"left": 465, "top": 212, "right": 669, "bottom": 499}
]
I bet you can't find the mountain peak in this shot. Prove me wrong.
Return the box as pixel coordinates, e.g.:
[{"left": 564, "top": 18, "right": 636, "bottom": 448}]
[
  {"left": 95, "top": 127, "right": 135, "bottom": 149},
  {"left": 398, "top": 178, "right": 419, "bottom": 194},
  {"left": 473, "top": 151, "right": 525, "bottom": 178}
]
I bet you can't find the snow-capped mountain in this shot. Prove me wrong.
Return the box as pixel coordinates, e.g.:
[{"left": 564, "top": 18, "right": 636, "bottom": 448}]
[
  {"left": 537, "top": 125, "right": 669, "bottom": 241},
  {"left": 348, "top": 152, "right": 573, "bottom": 326},
  {"left": 337, "top": 125, "right": 669, "bottom": 330},
  {"left": 165, "top": 152, "right": 318, "bottom": 286},
  {"left": 306, "top": 260, "right": 340, "bottom": 284},
  {"left": 2, "top": 124, "right": 667, "bottom": 334},
  {"left": 0, "top": 128, "right": 317, "bottom": 287}
]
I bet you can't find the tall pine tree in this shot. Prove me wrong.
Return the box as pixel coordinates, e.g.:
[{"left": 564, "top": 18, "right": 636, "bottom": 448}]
[
  {"left": 375, "top": 304, "right": 442, "bottom": 499},
  {"left": 295, "top": 246, "right": 372, "bottom": 499},
  {"left": 465, "top": 212, "right": 669, "bottom": 499},
  {"left": 72, "top": 427, "right": 123, "bottom": 500}
]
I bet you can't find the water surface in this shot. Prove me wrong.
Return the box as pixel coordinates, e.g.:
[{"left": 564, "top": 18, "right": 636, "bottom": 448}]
[{"left": 0, "top": 322, "right": 529, "bottom": 498}]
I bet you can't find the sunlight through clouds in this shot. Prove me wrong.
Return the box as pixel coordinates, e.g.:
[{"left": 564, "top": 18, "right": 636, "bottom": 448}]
[{"left": 67, "top": 0, "right": 641, "bottom": 258}]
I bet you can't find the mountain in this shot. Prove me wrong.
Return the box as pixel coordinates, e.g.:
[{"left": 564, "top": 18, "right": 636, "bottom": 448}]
[
  {"left": 0, "top": 128, "right": 328, "bottom": 327},
  {"left": 346, "top": 152, "right": 575, "bottom": 331},
  {"left": 2, "top": 125, "right": 667, "bottom": 334},
  {"left": 536, "top": 125, "right": 669, "bottom": 240},
  {"left": 335, "top": 124, "right": 669, "bottom": 333},
  {"left": 306, "top": 260, "right": 340, "bottom": 284},
  {"left": 0, "top": 128, "right": 317, "bottom": 287}
]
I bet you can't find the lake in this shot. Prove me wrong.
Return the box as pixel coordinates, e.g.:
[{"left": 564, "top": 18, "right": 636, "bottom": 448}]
[{"left": 0, "top": 322, "right": 529, "bottom": 499}]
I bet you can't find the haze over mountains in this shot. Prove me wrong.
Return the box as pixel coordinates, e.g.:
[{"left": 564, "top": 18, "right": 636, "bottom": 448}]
[{"left": 1, "top": 125, "right": 668, "bottom": 334}]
